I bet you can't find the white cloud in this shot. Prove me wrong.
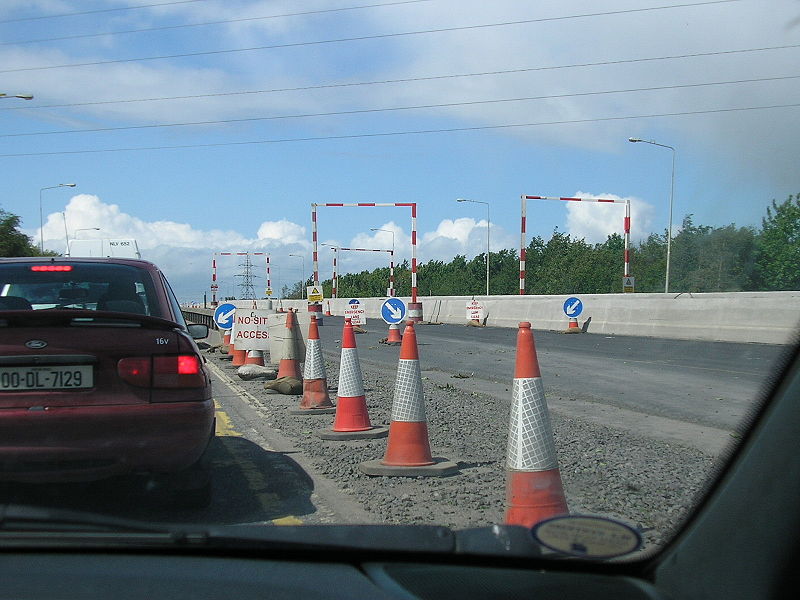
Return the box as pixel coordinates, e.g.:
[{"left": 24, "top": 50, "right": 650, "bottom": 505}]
[
  {"left": 256, "top": 219, "right": 307, "bottom": 245},
  {"left": 565, "top": 192, "right": 654, "bottom": 244}
]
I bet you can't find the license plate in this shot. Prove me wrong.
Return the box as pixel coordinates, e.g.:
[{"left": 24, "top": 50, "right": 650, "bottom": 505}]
[{"left": 0, "top": 366, "right": 94, "bottom": 391}]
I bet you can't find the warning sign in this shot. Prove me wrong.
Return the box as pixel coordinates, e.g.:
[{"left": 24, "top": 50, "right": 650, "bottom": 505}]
[
  {"left": 343, "top": 298, "right": 366, "bottom": 326},
  {"left": 466, "top": 300, "right": 485, "bottom": 322},
  {"left": 232, "top": 309, "right": 271, "bottom": 351},
  {"left": 307, "top": 286, "right": 324, "bottom": 302},
  {"left": 623, "top": 276, "right": 635, "bottom": 293}
]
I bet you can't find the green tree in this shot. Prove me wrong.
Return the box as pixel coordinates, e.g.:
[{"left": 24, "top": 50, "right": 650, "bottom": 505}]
[
  {"left": 755, "top": 194, "right": 800, "bottom": 290},
  {"left": 0, "top": 209, "right": 41, "bottom": 257}
]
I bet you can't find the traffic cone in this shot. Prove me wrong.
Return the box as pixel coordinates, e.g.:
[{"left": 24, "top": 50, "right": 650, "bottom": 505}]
[
  {"left": 276, "top": 310, "right": 302, "bottom": 380},
  {"left": 385, "top": 324, "right": 402, "bottom": 345},
  {"left": 318, "top": 319, "right": 387, "bottom": 440},
  {"left": 292, "top": 316, "right": 335, "bottom": 415},
  {"left": 563, "top": 317, "right": 581, "bottom": 333},
  {"left": 505, "top": 322, "right": 568, "bottom": 527},
  {"left": 244, "top": 350, "right": 265, "bottom": 366},
  {"left": 325, "top": 300, "right": 332, "bottom": 316},
  {"left": 231, "top": 345, "right": 247, "bottom": 367},
  {"left": 359, "top": 321, "right": 457, "bottom": 476}
]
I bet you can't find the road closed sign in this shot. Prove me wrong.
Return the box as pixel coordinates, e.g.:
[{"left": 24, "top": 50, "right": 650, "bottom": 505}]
[
  {"left": 232, "top": 309, "right": 271, "bottom": 351},
  {"left": 466, "top": 300, "right": 485, "bottom": 322},
  {"left": 344, "top": 298, "right": 366, "bottom": 326}
]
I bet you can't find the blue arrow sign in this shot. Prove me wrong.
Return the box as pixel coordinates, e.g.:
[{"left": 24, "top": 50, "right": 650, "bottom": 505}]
[
  {"left": 563, "top": 297, "right": 583, "bottom": 318},
  {"left": 381, "top": 297, "right": 407, "bottom": 324},
  {"left": 213, "top": 302, "right": 237, "bottom": 330}
]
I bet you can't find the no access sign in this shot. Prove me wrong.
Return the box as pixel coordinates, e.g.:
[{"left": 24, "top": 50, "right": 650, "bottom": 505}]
[{"left": 232, "top": 309, "right": 271, "bottom": 351}]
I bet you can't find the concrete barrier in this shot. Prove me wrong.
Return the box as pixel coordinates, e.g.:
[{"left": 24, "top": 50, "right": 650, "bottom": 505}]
[{"left": 184, "top": 291, "right": 800, "bottom": 345}]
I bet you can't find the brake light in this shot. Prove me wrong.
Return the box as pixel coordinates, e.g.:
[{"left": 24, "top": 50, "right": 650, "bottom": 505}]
[
  {"left": 31, "top": 265, "right": 73, "bottom": 272},
  {"left": 117, "top": 355, "right": 205, "bottom": 389}
]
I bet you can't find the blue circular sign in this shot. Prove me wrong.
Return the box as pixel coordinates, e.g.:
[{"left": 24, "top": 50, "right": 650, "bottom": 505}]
[
  {"left": 213, "top": 302, "right": 237, "bottom": 330},
  {"left": 381, "top": 297, "right": 407, "bottom": 324},
  {"left": 563, "top": 297, "right": 583, "bottom": 318}
]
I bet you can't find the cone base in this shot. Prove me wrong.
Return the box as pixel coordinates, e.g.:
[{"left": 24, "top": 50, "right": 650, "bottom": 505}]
[
  {"left": 381, "top": 421, "right": 433, "bottom": 466},
  {"left": 505, "top": 469, "right": 569, "bottom": 528},
  {"left": 290, "top": 407, "right": 337, "bottom": 415},
  {"left": 359, "top": 457, "right": 458, "bottom": 477},
  {"left": 318, "top": 426, "right": 388, "bottom": 441}
]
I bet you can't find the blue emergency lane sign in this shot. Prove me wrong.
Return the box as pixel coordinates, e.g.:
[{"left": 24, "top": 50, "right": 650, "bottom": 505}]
[
  {"left": 381, "top": 297, "right": 407, "bottom": 324},
  {"left": 563, "top": 297, "right": 583, "bottom": 318},
  {"left": 213, "top": 302, "right": 237, "bottom": 330}
]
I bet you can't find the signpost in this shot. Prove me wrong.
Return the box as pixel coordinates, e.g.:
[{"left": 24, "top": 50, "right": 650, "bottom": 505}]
[
  {"left": 231, "top": 309, "right": 271, "bottom": 351},
  {"left": 213, "top": 302, "right": 237, "bottom": 331},
  {"left": 623, "top": 276, "right": 635, "bottom": 293},
  {"left": 381, "top": 297, "right": 406, "bottom": 325},
  {"left": 563, "top": 297, "right": 583, "bottom": 318},
  {"left": 344, "top": 298, "right": 366, "bottom": 325},
  {"left": 466, "top": 299, "right": 485, "bottom": 322}
]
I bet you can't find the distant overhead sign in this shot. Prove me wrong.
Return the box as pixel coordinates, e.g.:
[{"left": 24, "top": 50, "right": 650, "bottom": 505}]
[
  {"left": 344, "top": 298, "right": 365, "bottom": 325},
  {"left": 381, "top": 297, "right": 406, "bottom": 324},
  {"left": 213, "top": 302, "right": 237, "bottom": 330},
  {"left": 563, "top": 297, "right": 583, "bottom": 318}
]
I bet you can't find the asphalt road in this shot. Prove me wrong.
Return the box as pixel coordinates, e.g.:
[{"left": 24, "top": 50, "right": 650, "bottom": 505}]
[{"left": 312, "top": 316, "right": 790, "bottom": 431}]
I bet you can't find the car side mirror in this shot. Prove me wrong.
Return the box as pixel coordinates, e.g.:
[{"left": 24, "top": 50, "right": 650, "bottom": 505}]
[{"left": 187, "top": 324, "right": 209, "bottom": 340}]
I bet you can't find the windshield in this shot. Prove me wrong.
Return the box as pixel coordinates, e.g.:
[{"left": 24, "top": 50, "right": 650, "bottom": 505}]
[{"left": 0, "top": 0, "right": 798, "bottom": 564}]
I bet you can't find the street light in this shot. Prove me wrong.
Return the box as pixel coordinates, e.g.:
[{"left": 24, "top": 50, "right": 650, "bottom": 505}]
[
  {"left": 39, "top": 183, "right": 77, "bottom": 252},
  {"left": 288, "top": 254, "right": 305, "bottom": 299},
  {"left": 0, "top": 93, "right": 33, "bottom": 100},
  {"left": 456, "top": 198, "right": 490, "bottom": 296},
  {"left": 628, "top": 137, "right": 675, "bottom": 293}
]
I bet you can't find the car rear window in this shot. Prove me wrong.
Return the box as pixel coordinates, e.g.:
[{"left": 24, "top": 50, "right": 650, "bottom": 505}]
[{"left": 0, "top": 263, "right": 163, "bottom": 318}]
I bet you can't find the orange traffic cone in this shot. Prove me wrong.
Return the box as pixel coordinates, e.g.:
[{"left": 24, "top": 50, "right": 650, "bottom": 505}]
[
  {"left": 385, "top": 323, "right": 402, "bottom": 345},
  {"left": 318, "top": 319, "right": 387, "bottom": 440},
  {"left": 505, "top": 322, "right": 568, "bottom": 527},
  {"left": 292, "top": 316, "right": 335, "bottom": 415},
  {"left": 244, "top": 350, "right": 265, "bottom": 366},
  {"left": 276, "top": 310, "right": 302, "bottom": 380},
  {"left": 563, "top": 317, "right": 581, "bottom": 333},
  {"left": 359, "top": 321, "right": 457, "bottom": 476},
  {"left": 325, "top": 300, "right": 332, "bottom": 317}
]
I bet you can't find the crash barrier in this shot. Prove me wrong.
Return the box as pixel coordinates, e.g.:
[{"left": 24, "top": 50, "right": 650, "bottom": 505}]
[
  {"left": 505, "top": 322, "right": 568, "bottom": 527},
  {"left": 215, "top": 291, "right": 798, "bottom": 345}
]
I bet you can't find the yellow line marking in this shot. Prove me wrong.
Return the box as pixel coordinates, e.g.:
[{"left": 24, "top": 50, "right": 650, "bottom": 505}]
[
  {"left": 273, "top": 516, "right": 304, "bottom": 526},
  {"left": 214, "top": 399, "right": 242, "bottom": 437}
]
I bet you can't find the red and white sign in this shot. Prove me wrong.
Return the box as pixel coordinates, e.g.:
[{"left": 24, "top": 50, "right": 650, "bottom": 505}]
[
  {"left": 344, "top": 298, "right": 366, "bottom": 326},
  {"left": 466, "top": 300, "right": 485, "bottom": 322},
  {"left": 232, "top": 309, "right": 271, "bottom": 350}
]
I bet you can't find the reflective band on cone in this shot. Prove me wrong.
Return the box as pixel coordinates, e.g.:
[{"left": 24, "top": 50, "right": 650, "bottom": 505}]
[
  {"left": 505, "top": 322, "right": 568, "bottom": 527},
  {"left": 293, "top": 315, "right": 335, "bottom": 414},
  {"left": 318, "top": 319, "right": 387, "bottom": 439},
  {"left": 244, "top": 350, "right": 265, "bottom": 366},
  {"left": 359, "top": 321, "right": 457, "bottom": 476},
  {"left": 407, "top": 302, "right": 423, "bottom": 323},
  {"left": 276, "top": 310, "right": 302, "bottom": 380}
]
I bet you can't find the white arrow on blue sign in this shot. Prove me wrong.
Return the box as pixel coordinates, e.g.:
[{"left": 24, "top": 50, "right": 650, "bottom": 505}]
[
  {"left": 381, "top": 297, "right": 407, "bottom": 324},
  {"left": 213, "top": 302, "right": 237, "bottom": 330},
  {"left": 563, "top": 297, "right": 583, "bottom": 317}
]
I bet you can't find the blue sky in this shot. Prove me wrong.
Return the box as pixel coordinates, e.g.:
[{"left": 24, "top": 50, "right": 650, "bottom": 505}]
[{"left": 1, "top": 0, "right": 798, "bottom": 301}]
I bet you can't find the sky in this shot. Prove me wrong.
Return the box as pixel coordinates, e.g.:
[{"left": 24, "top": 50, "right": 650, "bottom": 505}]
[{"left": 1, "top": 0, "right": 798, "bottom": 301}]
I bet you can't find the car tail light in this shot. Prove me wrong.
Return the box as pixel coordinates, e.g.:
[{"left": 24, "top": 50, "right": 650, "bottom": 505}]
[
  {"left": 31, "top": 265, "right": 73, "bottom": 272},
  {"left": 117, "top": 355, "right": 206, "bottom": 390}
]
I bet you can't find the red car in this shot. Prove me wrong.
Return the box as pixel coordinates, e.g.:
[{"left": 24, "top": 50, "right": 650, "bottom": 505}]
[{"left": 0, "top": 257, "right": 214, "bottom": 506}]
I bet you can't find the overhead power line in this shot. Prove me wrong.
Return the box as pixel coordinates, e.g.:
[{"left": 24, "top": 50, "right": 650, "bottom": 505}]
[
  {"left": 3, "top": 42, "right": 796, "bottom": 113},
  {"left": 1, "top": 1, "right": 433, "bottom": 45},
  {"left": 2, "top": 74, "right": 797, "bottom": 139},
  {"left": 0, "top": 0, "right": 213, "bottom": 24},
  {"left": 0, "top": 0, "right": 740, "bottom": 74},
  {"left": 1, "top": 102, "right": 797, "bottom": 158}
]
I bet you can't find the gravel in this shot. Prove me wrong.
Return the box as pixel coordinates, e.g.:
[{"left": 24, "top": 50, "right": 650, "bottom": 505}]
[{"left": 208, "top": 347, "right": 721, "bottom": 551}]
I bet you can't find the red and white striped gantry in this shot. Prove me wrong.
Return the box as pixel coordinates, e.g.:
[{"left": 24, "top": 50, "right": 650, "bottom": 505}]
[
  {"left": 326, "top": 246, "right": 395, "bottom": 299},
  {"left": 519, "top": 195, "right": 631, "bottom": 295},
  {"left": 312, "top": 203, "right": 420, "bottom": 320}
]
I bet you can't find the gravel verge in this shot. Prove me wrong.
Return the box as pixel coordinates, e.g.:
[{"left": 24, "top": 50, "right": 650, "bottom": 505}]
[{"left": 208, "top": 348, "right": 722, "bottom": 551}]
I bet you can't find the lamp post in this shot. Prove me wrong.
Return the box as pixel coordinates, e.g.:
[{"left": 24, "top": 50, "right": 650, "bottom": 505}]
[
  {"left": 456, "top": 198, "right": 490, "bottom": 296},
  {"left": 370, "top": 228, "right": 396, "bottom": 296},
  {"left": 0, "top": 93, "right": 33, "bottom": 100},
  {"left": 288, "top": 254, "right": 305, "bottom": 299},
  {"left": 629, "top": 137, "right": 675, "bottom": 293},
  {"left": 39, "top": 183, "right": 77, "bottom": 252}
]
